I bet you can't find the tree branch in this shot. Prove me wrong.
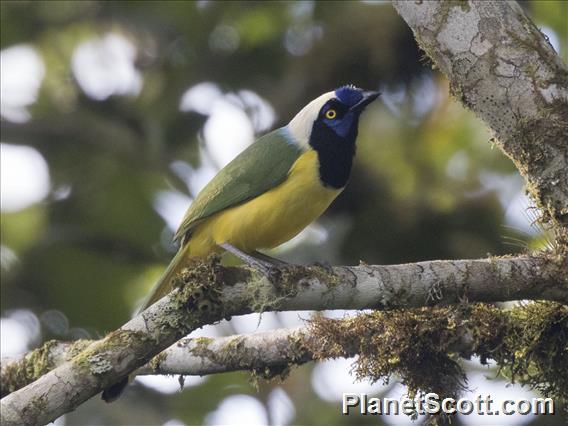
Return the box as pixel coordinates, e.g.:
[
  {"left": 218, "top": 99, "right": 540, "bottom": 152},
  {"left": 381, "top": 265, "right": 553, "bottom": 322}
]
[
  {"left": 3, "top": 300, "right": 567, "bottom": 405},
  {"left": 1, "top": 255, "right": 566, "bottom": 424},
  {"left": 392, "top": 0, "right": 568, "bottom": 232},
  {"left": 1, "top": 327, "right": 315, "bottom": 397}
]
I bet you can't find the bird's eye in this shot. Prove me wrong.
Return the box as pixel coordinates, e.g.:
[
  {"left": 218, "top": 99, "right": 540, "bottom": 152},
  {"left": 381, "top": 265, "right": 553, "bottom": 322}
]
[{"left": 325, "top": 109, "right": 337, "bottom": 119}]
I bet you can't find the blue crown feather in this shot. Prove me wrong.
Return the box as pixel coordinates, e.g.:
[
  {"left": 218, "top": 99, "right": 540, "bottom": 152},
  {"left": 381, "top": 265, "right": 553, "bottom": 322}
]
[{"left": 335, "top": 85, "right": 363, "bottom": 107}]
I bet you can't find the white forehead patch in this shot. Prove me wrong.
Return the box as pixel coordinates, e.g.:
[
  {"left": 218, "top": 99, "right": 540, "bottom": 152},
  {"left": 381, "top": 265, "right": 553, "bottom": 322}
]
[{"left": 287, "top": 91, "right": 335, "bottom": 149}]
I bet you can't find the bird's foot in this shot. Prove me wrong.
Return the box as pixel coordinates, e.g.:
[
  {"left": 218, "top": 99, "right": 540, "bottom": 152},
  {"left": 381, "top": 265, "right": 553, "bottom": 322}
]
[
  {"left": 264, "top": 264, "right": 282, "bottom": 283},
  {"left": 220, "top": 243, "right": 282, "bottom": 284},
  {"left": 251, "top": 250, "right": 289, "bottom": 267},
  {"left": 310, "top": 260, "right": 334, "bottom": 274}
]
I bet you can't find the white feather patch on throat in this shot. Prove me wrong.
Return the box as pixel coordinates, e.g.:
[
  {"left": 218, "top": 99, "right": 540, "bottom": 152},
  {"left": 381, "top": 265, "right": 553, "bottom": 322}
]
[{"left": 286, "top": 91, "right": 335, "bottom": 149}]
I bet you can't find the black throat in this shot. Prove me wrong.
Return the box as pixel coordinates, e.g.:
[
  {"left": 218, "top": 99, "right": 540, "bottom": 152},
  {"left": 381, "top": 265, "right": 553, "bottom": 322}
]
[{"left": 309, "top": 120, "right": 357, "bottom": 189}]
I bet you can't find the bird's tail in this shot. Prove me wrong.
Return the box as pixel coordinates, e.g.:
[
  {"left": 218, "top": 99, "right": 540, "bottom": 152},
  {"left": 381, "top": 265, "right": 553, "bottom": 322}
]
[
  {"left": 138, "top": 243, "right": 193, "bottom": 313},
  {"left": 102, "top": 243, "right": 192, "bottom": 402}
]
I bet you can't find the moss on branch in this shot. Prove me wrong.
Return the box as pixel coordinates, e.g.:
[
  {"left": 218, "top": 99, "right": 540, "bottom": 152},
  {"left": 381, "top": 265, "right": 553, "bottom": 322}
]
[
  {"left": 307, "top": 302, "right": 568, "bottom": 401},
  {"left": 1, "top": 339, "right": 90, "bottom": 398}
]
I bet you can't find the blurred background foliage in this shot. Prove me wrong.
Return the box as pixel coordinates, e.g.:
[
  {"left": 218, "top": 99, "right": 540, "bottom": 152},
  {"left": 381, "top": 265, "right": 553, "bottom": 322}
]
[{"left": 1, "top": 1, "right": 565, "bottom": 425}]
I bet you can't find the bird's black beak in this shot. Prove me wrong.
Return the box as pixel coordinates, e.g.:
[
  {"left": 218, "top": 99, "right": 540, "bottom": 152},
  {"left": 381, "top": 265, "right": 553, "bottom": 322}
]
[{"left": 350, "top": 90, "right": 380, "bottom": 112}]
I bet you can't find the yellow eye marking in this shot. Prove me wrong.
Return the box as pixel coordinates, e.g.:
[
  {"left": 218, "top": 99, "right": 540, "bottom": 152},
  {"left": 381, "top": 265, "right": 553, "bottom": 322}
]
[{"left": 325, "top": 109, "right": 337, "bottom": 119}]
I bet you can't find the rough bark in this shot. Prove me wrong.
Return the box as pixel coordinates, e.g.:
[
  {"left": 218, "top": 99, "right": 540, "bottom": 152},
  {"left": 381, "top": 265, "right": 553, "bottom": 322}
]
[
  {"left": 393, "top": 0, "right": 568, "bottom": 232},
  {"left": 3, "top": 298, "right": 567, "bottom": 407},
  {"left": 1, "top": 255, "right": 566, "bottom": 425},
  {"left": 1, "top": 327, "right": 315, "bottom": 397}
]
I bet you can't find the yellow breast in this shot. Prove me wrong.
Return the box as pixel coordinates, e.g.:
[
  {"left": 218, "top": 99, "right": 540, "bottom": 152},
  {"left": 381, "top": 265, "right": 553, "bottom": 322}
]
[{"left": 187, "top": 149, "right": 341, "bottom": 257}]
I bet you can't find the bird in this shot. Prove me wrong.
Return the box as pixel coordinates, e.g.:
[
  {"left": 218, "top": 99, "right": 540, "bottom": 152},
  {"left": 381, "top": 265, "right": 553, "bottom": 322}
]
[
  {"left": 101, "top": 85, "right": 378, "bottom": 401},
  {"left": 141, "top": 84, "right": 378, "bottom": 309}
]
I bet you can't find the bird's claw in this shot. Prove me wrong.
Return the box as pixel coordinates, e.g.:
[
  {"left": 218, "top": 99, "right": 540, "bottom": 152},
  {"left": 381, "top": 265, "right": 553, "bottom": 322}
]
[
  {"left": 311, "top": 260, "right": 334, "bottom": 274},
  {"left": 253, "top": 263, "right": 282, "bottom": 285},
  {"left": 266, "top": 265, "right": 282, "bottom": 284}
]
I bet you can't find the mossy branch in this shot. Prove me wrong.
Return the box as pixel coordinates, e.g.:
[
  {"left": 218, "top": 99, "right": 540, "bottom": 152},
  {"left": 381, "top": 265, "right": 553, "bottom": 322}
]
[
  {"left": 392, "top": 0, "right": 568, "bottom": 234},
  {"left": 3, "top": 302, "right": 567, "bottom": 406},
  {"left": 1, "top": 327, "right": 314, "bottom": 397},
  {"left": 1, "top": 254, "right": 567, "bottom": 425},
  {"left": 307, "top": 302, "right": 568, "bottom": 402}
]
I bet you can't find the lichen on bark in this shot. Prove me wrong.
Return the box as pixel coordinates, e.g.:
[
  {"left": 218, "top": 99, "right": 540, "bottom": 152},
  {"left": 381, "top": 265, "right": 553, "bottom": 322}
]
[
  {"left": 0, "top": 339, "right": 90, "bottom": 398},
  {"left": 393, "top": 0, "right": 568, "bottom": 232}
]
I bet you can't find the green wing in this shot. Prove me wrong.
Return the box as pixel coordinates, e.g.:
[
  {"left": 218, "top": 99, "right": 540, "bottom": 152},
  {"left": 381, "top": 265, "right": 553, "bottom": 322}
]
[{"left": 174, "top": 127, "right": 301, "bottom": 243}]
